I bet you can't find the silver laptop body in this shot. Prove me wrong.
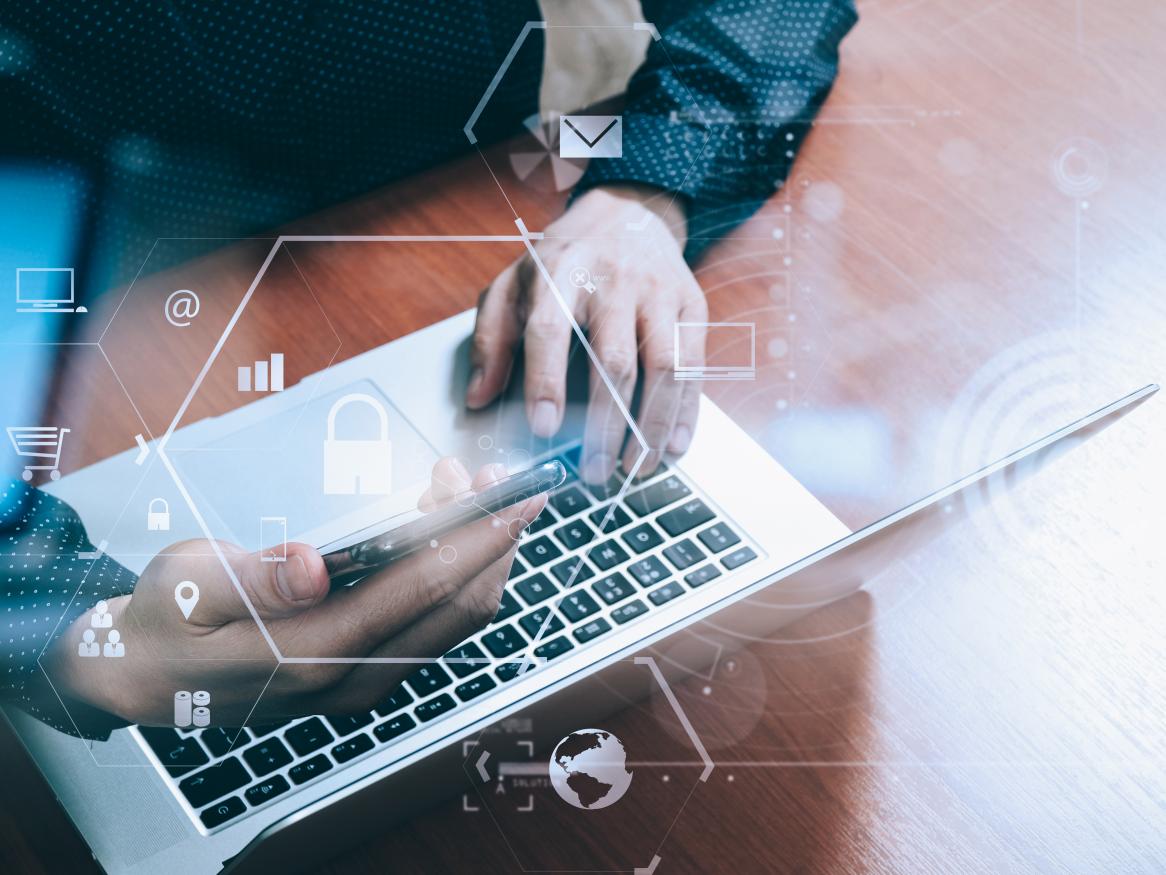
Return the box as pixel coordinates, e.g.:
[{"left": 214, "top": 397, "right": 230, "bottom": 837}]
[{"left": 7, "top": 308, "right": 1154, "bottom": 874}]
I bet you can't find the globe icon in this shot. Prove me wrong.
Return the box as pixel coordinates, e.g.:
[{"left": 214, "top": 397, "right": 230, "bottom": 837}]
[{"left": 548, "top": 728, "right": 633, "bottom": 810}]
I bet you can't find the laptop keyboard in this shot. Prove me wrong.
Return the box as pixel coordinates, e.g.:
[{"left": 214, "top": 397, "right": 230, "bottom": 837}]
[{"left": 133, "top": 445, "right": 760, "bottom": 832}]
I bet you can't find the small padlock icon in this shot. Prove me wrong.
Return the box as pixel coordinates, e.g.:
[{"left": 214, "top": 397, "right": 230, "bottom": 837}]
[
  {"left": 147, "top": 497, "right": 170, "bottom": 531},
  {"left": 323, "top": 393, "right": 393, "bottom": 495}
]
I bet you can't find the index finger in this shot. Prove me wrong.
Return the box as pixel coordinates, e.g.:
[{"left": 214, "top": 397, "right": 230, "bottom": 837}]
[{"left": 292, "top": 490, "right": 544, "bottom": 658}]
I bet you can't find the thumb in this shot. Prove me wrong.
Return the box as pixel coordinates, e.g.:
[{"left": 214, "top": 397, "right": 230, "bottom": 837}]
[{"left": 209, "top": 542, "right": 329, "bottom": 623}]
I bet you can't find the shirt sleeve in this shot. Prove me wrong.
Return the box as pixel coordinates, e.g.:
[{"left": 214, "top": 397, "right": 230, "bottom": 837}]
[
  {"left": 571, "top": 0, "right": 858, "bottom": 262},
  {"left": 1, "top": 481, "right": 137, "bottom": 739}
]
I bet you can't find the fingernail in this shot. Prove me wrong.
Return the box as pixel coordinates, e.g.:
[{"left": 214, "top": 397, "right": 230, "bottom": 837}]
[
  {"left": 467, "top": 367, "right": 484, "bottom": 396},
  {"left": 582, "top": 453, "right": 612, "bottom": 484},
  {"left": 670, "top": 424, "right": 692, "bottom": 454},
  {"left": 531, "top": 400, "right": 558, "bottom": 437},
  {"left": 450, "top": 457, "right": 471, "bottom": 482},
  {"left": 276, "top": 559, "right": 314, "bottom": 602}
]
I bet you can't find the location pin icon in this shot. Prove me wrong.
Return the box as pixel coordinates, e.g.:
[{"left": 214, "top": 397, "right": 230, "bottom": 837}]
[{"left": 174, "top": 581, "right": 200, "bottom": 620}]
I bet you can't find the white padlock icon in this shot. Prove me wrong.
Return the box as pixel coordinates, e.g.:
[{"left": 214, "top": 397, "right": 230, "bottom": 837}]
[
  {"left": 147, "top": 497, "right": 170, "bottom": 531},
  {"left": 323, "top": 393, "right": 393, "bottom": 495}
]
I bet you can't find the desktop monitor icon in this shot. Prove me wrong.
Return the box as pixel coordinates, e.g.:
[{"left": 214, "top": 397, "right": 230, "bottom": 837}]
[
  {"left": 15, "top": 268, "right": 87, "bottom": 314},
  {"left": 674, "top": 322, "right": 756, "bottom": 381}
]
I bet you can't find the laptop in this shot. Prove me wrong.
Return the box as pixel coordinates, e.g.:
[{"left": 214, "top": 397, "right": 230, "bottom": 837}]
[{"left": 8, "top": 304, "right": 1155, "bottom": 874}]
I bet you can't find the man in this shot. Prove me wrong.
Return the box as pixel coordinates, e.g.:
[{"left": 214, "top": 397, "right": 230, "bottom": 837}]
[{"left": 0, "top": 0, "right": 857, "bottom": 734}]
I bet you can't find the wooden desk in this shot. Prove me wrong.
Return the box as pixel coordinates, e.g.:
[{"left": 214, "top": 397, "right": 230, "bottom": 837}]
[{"left": 5, "top": 0, "right": 1165, "bottom": 871}]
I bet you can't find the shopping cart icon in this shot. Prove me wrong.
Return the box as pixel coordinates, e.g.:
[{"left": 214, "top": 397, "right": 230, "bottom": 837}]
[{"left": 7, "top": 426, "right": 70, "bottom": 482}]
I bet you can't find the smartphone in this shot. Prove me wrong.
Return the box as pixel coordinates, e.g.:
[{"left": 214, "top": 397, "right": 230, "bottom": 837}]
[{"left": 322, "top": 460, "right": 566, "bottom": 583}]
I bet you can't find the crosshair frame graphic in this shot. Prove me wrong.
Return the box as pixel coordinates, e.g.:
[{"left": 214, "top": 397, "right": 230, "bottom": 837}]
[{"left": 460, "top": 655, "right": 713, "bottom": 875}]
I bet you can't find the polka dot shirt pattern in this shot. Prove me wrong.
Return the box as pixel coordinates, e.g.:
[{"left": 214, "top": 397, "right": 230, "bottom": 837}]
[
  {"left": 576, "top": 0, "right": 858, "bottom": 261},
  {"left": 1, "top": 482, "right": 136, "bottom": 738},
  {"left": 1, "top": 0, "right": 854, "bottom": 291}
]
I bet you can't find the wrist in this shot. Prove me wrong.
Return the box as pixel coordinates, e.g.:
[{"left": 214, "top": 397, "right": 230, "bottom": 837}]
[
  {"left": 577, "top": 184, "right": 688, "bottom": 251},
  {"left": 46, "top": 595, "right": 136, "bottom": 723}
]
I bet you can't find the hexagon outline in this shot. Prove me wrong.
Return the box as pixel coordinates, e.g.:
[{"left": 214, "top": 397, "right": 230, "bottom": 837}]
[
  {"left": 459, "top": 654, "right": 713, "bottom": 874},
  {"left": 144, "top": 231, "right": 653, "bottom": 668},
  {"left": 464, "top": 16, "right": 722, "bottom": 655}
]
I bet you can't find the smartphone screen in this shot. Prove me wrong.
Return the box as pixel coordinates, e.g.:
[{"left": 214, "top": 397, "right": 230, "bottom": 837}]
[{"left": 259, "top": 516, "right": 288, "bottom": 563}]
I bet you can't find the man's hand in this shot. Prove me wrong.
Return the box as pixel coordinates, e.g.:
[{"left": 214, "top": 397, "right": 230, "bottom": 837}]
[
  {"left": 467, "top": 184, "right": 707, "bottom": 484},
  {"left": 48, "top": 459, "right": 544, "bottom": 727}
]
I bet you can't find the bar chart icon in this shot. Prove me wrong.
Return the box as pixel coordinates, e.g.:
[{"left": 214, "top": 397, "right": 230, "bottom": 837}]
[{"left": 237, "top": 353, "right": 285, "bottom": 393}]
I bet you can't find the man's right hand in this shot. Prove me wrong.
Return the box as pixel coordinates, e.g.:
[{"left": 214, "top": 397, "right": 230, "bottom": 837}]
[{"left": 48, "top": 459, "right": 543, "bottom": 727}]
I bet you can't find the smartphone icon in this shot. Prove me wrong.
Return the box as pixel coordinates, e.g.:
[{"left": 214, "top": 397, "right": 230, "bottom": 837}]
[{"left": 259, "top": 516, "right": 287, "bottom": 563}]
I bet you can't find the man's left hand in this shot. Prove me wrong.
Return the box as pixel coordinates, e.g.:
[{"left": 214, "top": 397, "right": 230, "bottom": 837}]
[{"left": 466, "top": 184, "right": 707, "bottom": 484}]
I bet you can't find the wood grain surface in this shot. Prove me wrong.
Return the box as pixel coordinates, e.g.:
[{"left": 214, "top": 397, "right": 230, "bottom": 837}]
[{"left": 4, "top": 0, "right": 1165, "bottom": 872}]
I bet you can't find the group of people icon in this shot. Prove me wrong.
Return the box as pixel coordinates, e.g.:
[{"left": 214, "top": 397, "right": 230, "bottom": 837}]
[{"left": 77, "top": 600, "right": 125, "bottom": 658}]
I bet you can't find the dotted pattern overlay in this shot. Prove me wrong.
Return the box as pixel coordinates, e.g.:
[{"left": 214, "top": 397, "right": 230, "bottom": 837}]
[
  {"left": 575, "top": 0, "right": 858, "bottom": 261},
  {"left": 1, "top": 481, "right": 135, "bottom": 738}
]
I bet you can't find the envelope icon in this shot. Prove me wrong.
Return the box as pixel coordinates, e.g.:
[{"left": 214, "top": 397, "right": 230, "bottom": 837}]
[{"left": 559, "top": 115, "right": 623, "bottom": 159}]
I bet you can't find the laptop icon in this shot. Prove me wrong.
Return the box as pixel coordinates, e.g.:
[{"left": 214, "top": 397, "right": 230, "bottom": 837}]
[
  {"left": 15, "top": 267, "right": 87, "bottom": 313},
  {"left": 674, "top": 321, "right": 756, "bottom": 381}
]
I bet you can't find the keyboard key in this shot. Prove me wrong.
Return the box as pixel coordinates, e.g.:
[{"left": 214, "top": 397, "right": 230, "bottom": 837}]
[
  {"left": 373, "top": 713, "right": 417, "bottom": 743},
  {"left": 558, "top": 447, "right": 583, "bottom": 474},
  {"left": 625, "top": 475, "right": 691, "bottom": 516},
  {"left": 583, "top": 471, "right": 625, "bottom": 500},
  {"left": 549, "top": 485, "right": 591, "bottom": 517},
  {"left": 444, "top": 642, "right": 488, "bottom": 678},
  {"left": 495, "top": 660, "right": 532, "bottom": 683},
  {"left": 621, "top": 522, "right": 664, "bottom": 554},
  {"left": 534, "top": 637, "right": 574, "bottom": 660},
  {"left": 526, "top": 507, "right": 557, "bottom": 533},
  {"left": 508, "top": 557, "right": 528, "bottom": 580},
  {"left": 573, "top": 618, "right": 612, "bottom": 642},
  {"left": 589, "top": 504, "right": 631, "bottom": 534},
  {"left": 550, "top": 556, "right": 595, "bottom": 587},
  {"left": 699, "top": 523, "right": 741, "bottom": 553},
  {"left": 288, "top": 753, "right": 333, "bottom": 786},
  {"left": 199, "top": 726, "right": 249, "bottom": 759},
  {"left": 722, "top": 546, "right": 758, "bottom": 570},
  {"left": 414, "top": 694, "right": 457, "bottom": 722},
  {"left": 242, "top": 738, "right": 293, "bottom": 777},
  {"left": 245, "top": 774, "right": 290, "bottom": 807},
  {"left": 139, "top": 727, "right": 209, "bottom": 777},
  {"left": 554, "top": 519, "right": 596, "bottom": 550},
  {"left": 611, "top": 599, "right": 648, "bottom": 624},
  {"left": 455, "top": 674, "right": 498, "bottom": 702},
  {"left": 331, "top": 733, "right": 375, "bottom": 764},
  {"left": 519, "top": 607, "right": 564, "bottom": 638},
  {"left": 519, "top": 535, "right": 562, "bottom": 567},
  {"left": 592, "top": 572, "right": 635, "bottom": 606},
  {"left": 663, "top": 538, "right": 704, "bottom": 570},
  {"left": 200, "top": 796, "right": 245, "bottom": 829},
  {"left": 657, "top": 499, "right": 716, "bottom": 537},
  {"left": 494, "top": 589, "right": 522, "bottom": 622},
  {"left": 559, "top": 589, "right": 602, "bottom": 623},
  {"left": 481, "top": 624, "right": 526, "bottom": 657},
  {"left": 284, "top": 717, "right": 334, "bottom": 756},
  {"left": 648, "top": 581, "right": 685, "bottom": 606},
  {"left": 627, "top": 555, "right": 670, "bottom": 588},
  {"left": 248, "top": 720, "right": 292, "bottom": 738},
  {"left": 515, "top": 572, "right": 558, "bottom": 606},
  {"left": 588, "top": 539, "right": 630, "bottom": 571},
  {"left": 179, "top": 757, "right": 251, "bottom": 809},
  {"left": 685, "top": 564, "right": 723, "bottom": 588},
  {"left": 374, "top": 686, "right": 414, "bottom": 717},
  {"left": 405, "top": 664, "right": 453, "bottom": 697},
  {"left": 325, "top": 712, "right": 374, "bottom": 737}
]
